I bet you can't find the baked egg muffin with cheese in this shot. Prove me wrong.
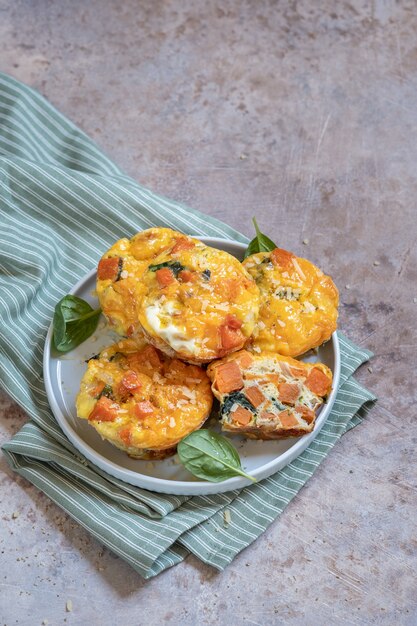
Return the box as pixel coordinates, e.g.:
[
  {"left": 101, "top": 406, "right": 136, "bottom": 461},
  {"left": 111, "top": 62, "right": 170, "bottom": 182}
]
[
  {"left": 243, "top": 248, "right": 338, "bottom": 357},
  {"left": 96, "top": 228, "right": 200, "bottom": 338},
  {"left": 207, "top": 349, "right": 332, "bottom": 439},
  {"left": 137, "top": 237, "right": 260, "bottom": 363},
  {"left": 76, "top": 338, "right": 213, "bottom": 459}
]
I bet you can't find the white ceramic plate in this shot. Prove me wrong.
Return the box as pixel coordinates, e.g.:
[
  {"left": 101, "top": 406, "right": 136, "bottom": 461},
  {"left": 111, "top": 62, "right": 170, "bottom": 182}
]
[{"left": 44, "top": 237, "right": 340, "bottom": 495}]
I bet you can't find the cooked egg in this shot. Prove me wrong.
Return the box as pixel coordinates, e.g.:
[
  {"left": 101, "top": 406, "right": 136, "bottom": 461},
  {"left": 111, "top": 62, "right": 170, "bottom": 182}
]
[
  {"left": 76, "top": 338, "right": 213, "bottom": 459},
  {"left": 243, "top": 248, "right": 338, "bottom": 357}
]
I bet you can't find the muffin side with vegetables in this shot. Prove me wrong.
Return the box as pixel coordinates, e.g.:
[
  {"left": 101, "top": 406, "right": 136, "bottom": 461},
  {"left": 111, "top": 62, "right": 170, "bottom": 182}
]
[
  {"left": 96, "top": 228, "right": 200, "bottom": 339},
  {"left": 207, "top": 349, "right": 332, "bottom": 439},
  {"left": 243, "top": 248, "right": 338, "bottom": 357},
  {"left": 76, "top": 338, "right": 213, "bottom": 459}
]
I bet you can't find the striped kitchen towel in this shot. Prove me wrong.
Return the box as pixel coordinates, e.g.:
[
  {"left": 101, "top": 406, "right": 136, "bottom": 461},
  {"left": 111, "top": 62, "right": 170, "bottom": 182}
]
[{"left": 0, "top": 73, "right": 376, "bottom": 579}]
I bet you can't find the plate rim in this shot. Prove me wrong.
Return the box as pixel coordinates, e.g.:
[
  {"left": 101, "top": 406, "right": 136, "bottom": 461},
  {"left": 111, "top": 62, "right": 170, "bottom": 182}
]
[{"left": 43, "top": 237, "right": 341, "bottom": 495}]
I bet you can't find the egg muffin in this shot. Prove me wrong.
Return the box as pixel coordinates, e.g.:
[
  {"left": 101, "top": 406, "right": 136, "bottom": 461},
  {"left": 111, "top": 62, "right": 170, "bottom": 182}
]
[
  {"left": 76, "top": 338, "right": 213, "bottom": 459},
  {"left": 207, "top": 349, "right": 332, "bottom": 440},
  {"left": 243, "top": 248, "right": 338, "bottom": 357},
  {"left": 96, "top": 228, "right": 200, "bottom": 338},
  {"left": 137, "top": 238, "right": 260, "bottom": 363}
]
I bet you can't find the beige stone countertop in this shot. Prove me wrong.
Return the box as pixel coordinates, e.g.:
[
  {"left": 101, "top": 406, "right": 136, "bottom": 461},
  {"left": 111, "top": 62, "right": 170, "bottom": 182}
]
[{"left": 1, "top": 1, "right": 416, "bottom": 624}]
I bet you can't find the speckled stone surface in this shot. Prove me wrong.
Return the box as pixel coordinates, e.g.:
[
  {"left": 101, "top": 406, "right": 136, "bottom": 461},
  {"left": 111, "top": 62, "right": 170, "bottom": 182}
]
[{"left": 1, "top": 1, "right": 416, "bottom": 624}]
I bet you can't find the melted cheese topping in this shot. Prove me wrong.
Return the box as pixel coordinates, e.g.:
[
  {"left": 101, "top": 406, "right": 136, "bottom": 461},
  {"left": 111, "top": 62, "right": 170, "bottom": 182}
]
[
  {"left": 243, "top": 250, "right": 338, "bottom": 357},
  {"left": 76, "top": 338, "right": 213, "bottom": 456},
  {"left": 96, "top": 228, "right": 198, "bottom": 338},
  {"left": 138, "top": 237, "right": 260, "bottom": 362}
]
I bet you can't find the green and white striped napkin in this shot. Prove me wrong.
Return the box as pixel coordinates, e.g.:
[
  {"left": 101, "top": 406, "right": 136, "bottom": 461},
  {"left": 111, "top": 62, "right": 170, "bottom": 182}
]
[{"left": 0, "top": 73, "right": 376, "bottom": 579}]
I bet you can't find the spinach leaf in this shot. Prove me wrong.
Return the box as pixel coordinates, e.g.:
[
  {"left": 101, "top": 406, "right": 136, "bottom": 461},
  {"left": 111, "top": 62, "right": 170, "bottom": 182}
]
[
  {"left": 177, "top": 430, "right": 256, "bottom": 483},
  {"left": 220, "top": 391, "right": 255, "bottom": 417},
  {"left": 148, "top": 260, "right": 185, "bottom": 278},
  {"left": 97, "top": 384, "right": 113, "bottom": 400},
  {"left": 53, "top": 295, "right": 102, "bottom": 353},
  {"left": 243, "top": 217, "right": 277, "bottom": 259},
  {"left": 115, "top": 257, "right": 124, "bottom": 282}
]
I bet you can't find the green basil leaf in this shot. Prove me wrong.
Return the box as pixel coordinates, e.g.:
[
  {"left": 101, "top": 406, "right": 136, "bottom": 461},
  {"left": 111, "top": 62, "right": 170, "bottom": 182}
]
[
  {"left": 53, "top": 295, "right": 102, "bottom": 353},
  {"left": 177, "top": 430, "right": 256, "bottom": 483},
  {"left": 243, "top": 217, "right": 277, "bottom": 259}
]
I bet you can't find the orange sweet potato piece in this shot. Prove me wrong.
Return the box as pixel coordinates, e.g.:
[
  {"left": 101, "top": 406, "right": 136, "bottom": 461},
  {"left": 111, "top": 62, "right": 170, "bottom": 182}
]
[
  {"left": 279, "top": 410, "right": 299, "bottom": 428},
  {"left": 232, "top": 406, "right": 253, "bottom": 425},
  {"left": 278, "top": 382, "right": 300, "bottom": 405},
  {"left": 140, "top": 345, "right": 162, "bottom": 368},
  {"left": 97, "top": 257, "right": 120, "bottom": 280},
  {"left": 219, "top": 326, "right": 244, "bottom": 350},
  {"left": 215, "top": 361, "right": 244, "bottom": 393},
  {"left": 305, "top": 368, "right": 331, "bottom": 396},
  {"left": 89, "top": 396, "right": 118, "bottom": 422},
  {"left": 119, "top": 425, "right": 132, "bottom": 446},
  {"left": 156, "top": 267, "right": 175, "bottom": 287},
  {"left": 224, "top": 314, "right": 242, "bottom": 330},
  {"left": 270, "top": 248, "right": 295, "bottom": 270},
  {"left": 179, "top": 270, "right": 194, "bottom": 282},
  {"left": 120, "top": 370, "right": 141, "bottom": 392},
  {"left": 290, "top": 366, "right": 306, "bottom": 379},
  {"left": 260, "top": 411, "right": 277, "bottom": 421},
  {"left": 245, "top": 386, "right": 265, "bottom": 408},
  {"left": 296, "top": 405, "right": 316, "bottom": 424}
]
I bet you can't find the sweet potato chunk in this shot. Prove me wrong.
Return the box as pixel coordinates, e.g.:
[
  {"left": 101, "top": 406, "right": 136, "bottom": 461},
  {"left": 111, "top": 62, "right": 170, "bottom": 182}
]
[
  {"left": 97, "top": 257, "right": 120, "bottom": 280},
  {"left": 245, "top": 386, "right": 265, "bottom": 408},
  {"left": 89, "top": 396, "right": 118, "bottom": 422},
  {"left": 270, "top": 248, "right": 295, "bottom": 270},
  {"left": 305, "top": 368, "right": 331, "bottom": 396},
  {"left": 120, "top": 371, "right": 141, "bottom": 392},
  {"left": 279, "top": 410, "right": 299, "bottom": 428},
  {"left": 296, "top": 405, "right": 316, "bottom": 424},
  {"left": 224, "top": 314, "right": 242, "bottom": 330},
  {"left": 119, "top": 425, "right": 132, "bottom": 446},
  {"left": 156, "top": 267, "right": 175, "bottom": 287},
  {"left": 219, "top": 325, "right": 244, "bottom": 351},
  {"left": 215, "top": 361, "right": 244, "bottom": 393},
  {"left": 232, "top": 406, "right": 253, "bottom": 425},
  {"left": 278, "top": 382, "right": 300, "bottom": 405},
  {"left": 140, "top": 345, "right": 162, "bottom": 368},
  {"left": 88, "top": 381, "right": 105, "bottom": 398}
]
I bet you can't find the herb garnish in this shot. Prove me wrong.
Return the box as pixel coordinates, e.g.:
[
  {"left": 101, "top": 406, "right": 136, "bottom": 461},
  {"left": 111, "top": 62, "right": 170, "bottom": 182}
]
[
  {"left": 53, "top": 295, "right": 101, "bottom": 353},
  {"left": 148, "top": 260, "right": 185, "bottom": 278},
  {"left": 243, "top": 217, "right": 277, "bottom": 259},
  {"left": 177, "top": 429, "right": 256, "bottom": 483}
]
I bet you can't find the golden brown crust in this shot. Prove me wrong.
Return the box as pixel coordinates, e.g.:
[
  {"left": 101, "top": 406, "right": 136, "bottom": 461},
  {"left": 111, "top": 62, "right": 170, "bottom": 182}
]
[
  {"left": 137, "top": 234, "right": 260, "bottom": 363},
  {"left": 76, "top": 338, "right": 213, "bottom": 457},
  {"left": 96, "top": 228, "right": 191, "bottom": 338},
  {"left": 243, "top": 248, "right": 338, "bottom": 357}
]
